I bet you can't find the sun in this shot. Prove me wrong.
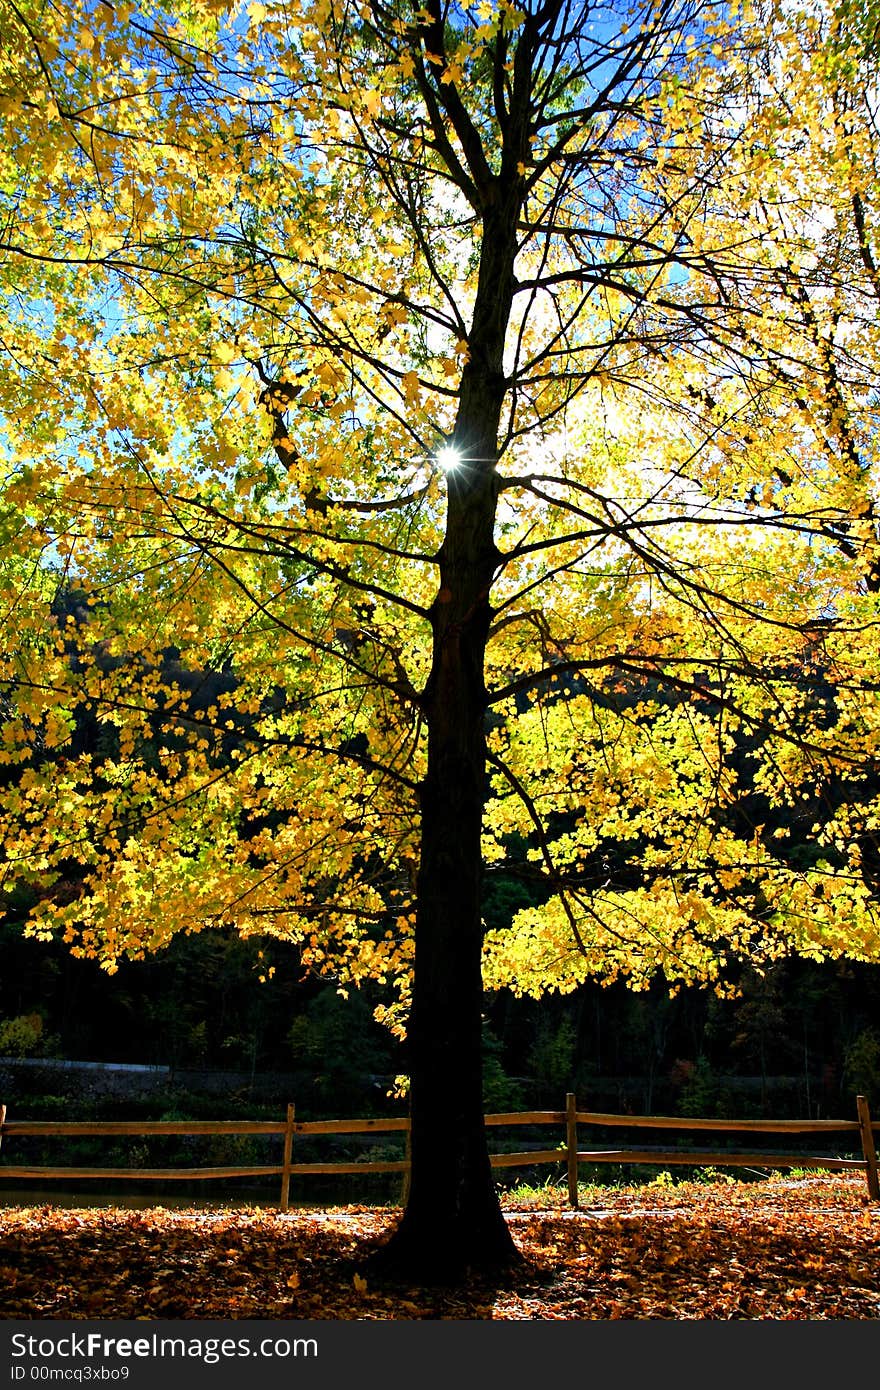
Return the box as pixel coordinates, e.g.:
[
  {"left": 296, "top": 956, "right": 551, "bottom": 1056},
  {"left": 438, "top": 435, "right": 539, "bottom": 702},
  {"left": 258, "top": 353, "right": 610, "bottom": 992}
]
[{"left": 436, "top": 445, "right": 462, "bottom": 472}]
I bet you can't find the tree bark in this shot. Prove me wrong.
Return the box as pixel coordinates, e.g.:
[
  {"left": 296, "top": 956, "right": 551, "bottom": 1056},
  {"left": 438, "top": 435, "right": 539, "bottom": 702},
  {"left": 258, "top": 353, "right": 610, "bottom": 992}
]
[{"left": 373, "top": 202, "right": 524, "bottom": 1279}]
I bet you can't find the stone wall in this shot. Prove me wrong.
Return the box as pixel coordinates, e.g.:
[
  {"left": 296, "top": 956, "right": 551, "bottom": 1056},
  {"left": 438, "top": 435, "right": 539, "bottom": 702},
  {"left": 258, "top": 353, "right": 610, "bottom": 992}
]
[{"left": 0, "top": 1057, "right": 303, "bottom": 1105}]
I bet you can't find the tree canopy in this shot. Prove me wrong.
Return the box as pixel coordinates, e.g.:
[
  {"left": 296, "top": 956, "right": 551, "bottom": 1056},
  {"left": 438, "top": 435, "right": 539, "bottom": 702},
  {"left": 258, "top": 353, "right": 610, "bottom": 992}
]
[{"left": 1, "top": 0, "right": 879, "bottom": 1274}]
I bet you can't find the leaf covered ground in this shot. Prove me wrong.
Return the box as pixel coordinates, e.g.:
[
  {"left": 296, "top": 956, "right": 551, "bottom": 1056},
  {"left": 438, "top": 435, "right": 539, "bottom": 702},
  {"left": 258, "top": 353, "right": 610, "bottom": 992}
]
[{"left": 0, "top": 1176, "right": 877, "bottom": 1320}]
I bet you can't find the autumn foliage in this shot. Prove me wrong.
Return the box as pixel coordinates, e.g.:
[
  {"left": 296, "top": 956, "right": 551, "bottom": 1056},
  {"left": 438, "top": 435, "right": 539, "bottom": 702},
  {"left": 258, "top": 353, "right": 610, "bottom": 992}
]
[
  {"left": 0, "top": 1177, "right": 877, "bottom": 1319},
  {"left": 2, "top": 0, "right": 880, "bottom": 1273},
  {"left": 2, "top": 0, "right": 878, "bottom": 1012}
]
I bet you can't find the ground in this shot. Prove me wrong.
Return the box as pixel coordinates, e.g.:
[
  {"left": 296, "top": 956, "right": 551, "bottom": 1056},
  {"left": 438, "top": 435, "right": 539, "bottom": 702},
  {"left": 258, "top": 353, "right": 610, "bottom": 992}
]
[{"left": 0, "top": 1176, "right": 877, "bottom": 1319}]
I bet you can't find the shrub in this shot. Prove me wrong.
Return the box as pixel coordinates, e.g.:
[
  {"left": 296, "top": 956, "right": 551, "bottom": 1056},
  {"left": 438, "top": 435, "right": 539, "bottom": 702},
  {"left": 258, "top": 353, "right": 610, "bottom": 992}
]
[{"left": 0, "top": 1012, "right": 49, "bottom": 1057}]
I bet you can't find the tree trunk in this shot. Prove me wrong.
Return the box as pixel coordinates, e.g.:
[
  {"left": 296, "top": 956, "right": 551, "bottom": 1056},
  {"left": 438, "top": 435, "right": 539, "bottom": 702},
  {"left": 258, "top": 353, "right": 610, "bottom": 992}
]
[{"left": 373, "top": 203, "right": 523, "bottom": 1280}]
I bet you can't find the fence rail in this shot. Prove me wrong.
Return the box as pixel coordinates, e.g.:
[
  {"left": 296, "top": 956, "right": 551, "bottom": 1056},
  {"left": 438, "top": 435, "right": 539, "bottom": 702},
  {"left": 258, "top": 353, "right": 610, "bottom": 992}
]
[{"left": 1, "top": 1095, "right": 877, "bottom": 1209}]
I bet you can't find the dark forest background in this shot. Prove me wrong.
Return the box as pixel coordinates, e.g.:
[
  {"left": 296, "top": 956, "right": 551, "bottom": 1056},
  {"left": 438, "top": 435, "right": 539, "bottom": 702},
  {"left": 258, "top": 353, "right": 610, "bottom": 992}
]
[{"left": 3, "top": 904, "right": 878, "bottom": 1121}]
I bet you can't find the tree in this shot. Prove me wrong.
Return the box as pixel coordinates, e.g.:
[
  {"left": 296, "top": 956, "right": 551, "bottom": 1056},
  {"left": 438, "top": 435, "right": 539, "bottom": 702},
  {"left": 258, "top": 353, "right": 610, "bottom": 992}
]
[{"left": 1, "top": 0, "right": 879, "bottom": 1278}]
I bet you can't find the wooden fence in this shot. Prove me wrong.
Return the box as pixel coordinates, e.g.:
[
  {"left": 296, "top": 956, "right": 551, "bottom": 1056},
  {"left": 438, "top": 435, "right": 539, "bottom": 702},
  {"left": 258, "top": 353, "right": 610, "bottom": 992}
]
[{"left": 1, "top": 1094, "right": 877, "bottom": 1209}]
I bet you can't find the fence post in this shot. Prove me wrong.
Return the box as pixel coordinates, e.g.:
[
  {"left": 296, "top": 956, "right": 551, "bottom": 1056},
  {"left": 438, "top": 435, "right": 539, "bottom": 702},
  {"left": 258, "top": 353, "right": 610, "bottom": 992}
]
[
  {"left": 856, "top": 1095, "right": 879, "bottom": 1201},
  {"left": 279, "top": 1103, "right": 295, "bottom": 1212},
  {"left": 400, "top": 1116, "right": 412, "bottom": 1206},
  {"left": 566, "top": 1092, "right": 579, "bottom": 1209}
]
